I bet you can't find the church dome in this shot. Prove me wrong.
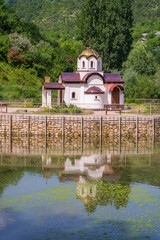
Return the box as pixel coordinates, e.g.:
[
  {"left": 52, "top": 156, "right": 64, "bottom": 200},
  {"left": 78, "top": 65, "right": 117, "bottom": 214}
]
[{"left": 79, "top": 47, "right": 100, "bottom": 59}]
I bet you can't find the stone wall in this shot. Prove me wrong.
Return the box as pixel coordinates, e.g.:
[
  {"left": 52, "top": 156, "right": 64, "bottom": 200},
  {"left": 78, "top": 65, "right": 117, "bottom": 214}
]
[
  {"left": 0, "top": 134, "right": 160, "bottom": 156},
  {"left": 0, "top": 115, "right": 160, "bottom": 139}
]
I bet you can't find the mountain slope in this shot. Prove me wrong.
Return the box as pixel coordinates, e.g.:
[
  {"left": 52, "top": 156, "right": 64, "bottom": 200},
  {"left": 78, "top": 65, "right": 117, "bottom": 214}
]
[{"left": 5, "top": 0, "right": 160, "bottom": 40}]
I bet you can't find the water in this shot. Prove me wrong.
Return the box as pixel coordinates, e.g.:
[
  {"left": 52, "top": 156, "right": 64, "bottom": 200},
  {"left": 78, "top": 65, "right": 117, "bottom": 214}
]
[{"left": 0, "top": 144, "right": 160, "bottom": 239}]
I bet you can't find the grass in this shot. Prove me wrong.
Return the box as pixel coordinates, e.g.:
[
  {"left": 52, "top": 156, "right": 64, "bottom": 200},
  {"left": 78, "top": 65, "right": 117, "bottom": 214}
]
[
  {"left": 123, "top": 104, "right": 160, "bottom": 115},
  {"left": 36, "top": 104, "right": 84, "bottom": 115}
]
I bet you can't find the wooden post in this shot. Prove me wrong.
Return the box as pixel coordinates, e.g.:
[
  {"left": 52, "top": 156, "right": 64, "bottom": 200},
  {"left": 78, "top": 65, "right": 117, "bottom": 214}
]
[
  {"left": 9, "top": 115, "right": 12, "bottom": 153},
  {"left": 28, "top": 116, "right": 30, "bottom": 153},
  {"left": 81, "top": 116, "right": 83, "bottom": 153},
  {"left": 45, "top": 116, "right": 47, "bottom": 152},
  {"left": 62, "top": 116, "right": 65, "bottom": 136},
  {"left": 62, "top": 116, "right": 65, "bottom": 154},
  {"left": 136, "top": 116, "right": 138, "bottom": 153},
  {"left": 153, "top": 117, "right": 155, "bottom": 142},
  {"left": 9, "top": 115, "right": 12, "bottom": 136},
  {"left": 119, "top": 116, "right": 121, "bottom": 138},
  {"left": 28, "top": 116, "right": 30, "bottom": 137},
  {"left": 153, "top": 117, "right": 155, "bottom": 150}
]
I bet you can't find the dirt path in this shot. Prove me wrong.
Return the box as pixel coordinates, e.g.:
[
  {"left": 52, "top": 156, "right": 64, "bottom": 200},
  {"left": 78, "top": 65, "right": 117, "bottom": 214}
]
[{"left": 2, "top": 107, "right": 158, "bottom": 117}]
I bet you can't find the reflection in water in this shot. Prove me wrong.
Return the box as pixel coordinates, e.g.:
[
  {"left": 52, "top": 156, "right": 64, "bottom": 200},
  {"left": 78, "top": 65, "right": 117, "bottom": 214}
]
[
  {"left": 0, "top": 211, "right": 15, "bottom": 231},
  {"left": 62, "top": 154, "right": 130, "bottom": 213},
  {"left": 64, "top": 154, "right": 107, "bottom": 179},
  {"left": 1, "top": 134, "right": 160, "bottom": 156},
  {"left": 0, "top": 139, "right": 160, "bottom": 239}
]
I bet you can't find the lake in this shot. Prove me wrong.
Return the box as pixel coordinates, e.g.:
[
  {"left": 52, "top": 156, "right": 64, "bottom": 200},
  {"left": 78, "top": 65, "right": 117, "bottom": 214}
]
[{"left": 0, "top": 138, "right": 160, "bottom": 240}]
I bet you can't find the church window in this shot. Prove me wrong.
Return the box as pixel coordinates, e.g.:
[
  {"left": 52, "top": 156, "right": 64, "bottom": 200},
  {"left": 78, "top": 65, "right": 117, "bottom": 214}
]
[
  {"left": 91, "top": 61, "right": 93, "bottom": 68},
  {"left": 72, "top": 92, "right": 76, "bottom": 99},
  {"left": 82, "top": 61, "right": 85, "bottom": 68}
]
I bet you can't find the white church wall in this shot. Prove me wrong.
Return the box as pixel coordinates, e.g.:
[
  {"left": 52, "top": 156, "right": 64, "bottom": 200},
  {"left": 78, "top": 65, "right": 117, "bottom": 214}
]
[
  {"left": 81, "top": 93, "right": 106, "bottom": 109},
  {"left": 63, "top": 79, "right": 111, "bottom": 109},
  {"left": 64, "top": 84, "right": 82, "bottom": 106},
  {"left": 83, "top": 79, "right": 107, "bottom": 109},
  {"left": 87, "top": 75, "right": 104, "bottom": 86}
]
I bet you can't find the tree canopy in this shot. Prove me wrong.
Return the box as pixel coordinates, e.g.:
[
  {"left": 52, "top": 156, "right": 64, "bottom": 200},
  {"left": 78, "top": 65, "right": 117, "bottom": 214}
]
[
  {"left": 78, "top": 0, "right": 133, "bottom": 71},
  {"left": 0, "top": 0, "right": 160, "bottom": 101}
]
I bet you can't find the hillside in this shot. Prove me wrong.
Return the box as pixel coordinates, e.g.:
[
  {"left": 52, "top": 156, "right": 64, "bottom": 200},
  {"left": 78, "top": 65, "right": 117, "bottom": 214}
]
[
  {"left": 5, "top": 0, "right": 81, "bottom": 41},
  {"left": 5, "top": 0, "right": 160, "bottom": 40},
  {"left": 0, "top": 1, "right": 83, "bottom": 99},
  {"left": 1, "top": 0, "right": 160, "bottom": 101}
]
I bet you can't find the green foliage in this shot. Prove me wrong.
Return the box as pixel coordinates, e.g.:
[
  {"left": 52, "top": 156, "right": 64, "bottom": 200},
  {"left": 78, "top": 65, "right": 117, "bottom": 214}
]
[
  {"left": 39, "top": 104, "right": 83, "bottom": 114},
  {"left": 124, "top": 73, "right": 160, "bottom": 100},
  {"left": 6, "top": 0, "right": 81, "bottom": 42},
  {"left": 0, "top": 34, "right": 10, "bottom": 61},
  {"left": 0, "top": 0, "right": 160, "bottom": 100},
  {"left": 77, "top": 0, "right": 133, "bottom": 71},
  {"left": 123, "top": 42, "right": 160, "bottom": 100},
  {"left": 0, "top": 62, "right": 43, "bottom": 98},
  {"left": 0, "top": 166, "right": 24, "bottom": 195},
  {"left": 123, "top": 42, "right": 156, "bottom": 75},
  {"left": 9, "top": 32, "right": 34, "bottom": 52},
  {"left": 79, "top": 180, "right": 131, "bottom": 214},
  {"left": 0, "top": 1, "right": 84, "bottom": 99},
  {"left": 133, "top": 0, "right": 160, "bottom": 38}
]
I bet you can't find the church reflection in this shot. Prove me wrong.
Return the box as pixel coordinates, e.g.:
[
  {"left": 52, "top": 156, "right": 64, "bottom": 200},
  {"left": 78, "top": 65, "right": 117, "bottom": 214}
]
[
  {"left": 1, "top": 150, "right": 157, "bottom": 214},
  {"left": 41, "top": 153, "right": 131, "bottom": 214}
]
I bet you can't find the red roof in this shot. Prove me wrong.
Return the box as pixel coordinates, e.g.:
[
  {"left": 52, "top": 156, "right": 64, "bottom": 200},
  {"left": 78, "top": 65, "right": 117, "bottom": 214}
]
[
  {"left": 104, "top": 73, "right": 123, "bottom": 83},
  {"left": 61, "top": 73, "right": 81, "bottom": 83},
  {"left": 59, "top": 72, "right": 123, "bottom": 84},
  {"left": 44, "top": 83, "right": 65, "bottom": 90},
  {"left": 85, "top": 86, "right": 105, "bottom": 94}
]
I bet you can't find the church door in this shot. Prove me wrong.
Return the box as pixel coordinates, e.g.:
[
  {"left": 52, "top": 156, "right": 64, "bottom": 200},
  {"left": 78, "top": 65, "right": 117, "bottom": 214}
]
[{"left": 112, "top": 87, "right": 120, "bottom": 104}]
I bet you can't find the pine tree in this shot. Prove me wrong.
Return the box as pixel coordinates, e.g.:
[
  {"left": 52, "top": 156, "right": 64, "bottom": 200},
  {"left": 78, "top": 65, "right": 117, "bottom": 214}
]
[{"left": 78, "top": 0, "right": 133, "bottom": 71}]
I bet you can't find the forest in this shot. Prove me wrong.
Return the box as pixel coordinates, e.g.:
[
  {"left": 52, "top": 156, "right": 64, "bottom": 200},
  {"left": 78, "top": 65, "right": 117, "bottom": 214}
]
[{"left": 0, "top": 0, "right": 160, "bottom": 100}]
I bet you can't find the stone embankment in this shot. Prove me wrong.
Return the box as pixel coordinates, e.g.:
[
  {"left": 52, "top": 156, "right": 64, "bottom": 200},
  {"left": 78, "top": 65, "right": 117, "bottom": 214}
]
[{"left": 0, "top": 114, "right": 159, "bottom": 139}]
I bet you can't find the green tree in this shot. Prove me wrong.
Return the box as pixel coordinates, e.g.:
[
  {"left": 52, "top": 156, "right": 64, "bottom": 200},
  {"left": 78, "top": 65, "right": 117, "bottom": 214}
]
[
  {"left": 78, "top": 0, "right": 133, "bottom": 71},
  {"left": 9, "top": 32, "right": 34, "bottom": 52},
  {"left": 0, "top": 34, "right": 10, "bottom": 60},
  {"left": 123, "top": 42, "right": 156, "bottom": 75}
]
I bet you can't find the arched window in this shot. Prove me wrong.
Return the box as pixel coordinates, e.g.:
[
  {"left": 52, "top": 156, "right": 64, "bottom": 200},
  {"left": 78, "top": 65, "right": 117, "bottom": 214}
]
[
  {"left": 72, "top": 92, "right": 75, "bottom": 99},
  {"left": 91, "top": 61, "right": 93, "bottom": 68},
  {"left": 82, "top": 61, "right": 85, "bottom": 68}
]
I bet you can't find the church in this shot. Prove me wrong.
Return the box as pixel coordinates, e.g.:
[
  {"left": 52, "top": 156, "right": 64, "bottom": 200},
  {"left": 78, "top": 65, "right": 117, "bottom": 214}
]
[{"left": 42, "top": 48, "right": 124, "bottom": 109}]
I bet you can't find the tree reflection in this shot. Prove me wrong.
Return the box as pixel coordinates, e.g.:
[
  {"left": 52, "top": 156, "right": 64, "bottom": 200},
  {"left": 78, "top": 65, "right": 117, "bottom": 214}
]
[
  {"left": 0, "top": 166, "right": 24, "bottom": 195},
  {"left": 76, "top": 178, "right": 131, "bottom": 214}
]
